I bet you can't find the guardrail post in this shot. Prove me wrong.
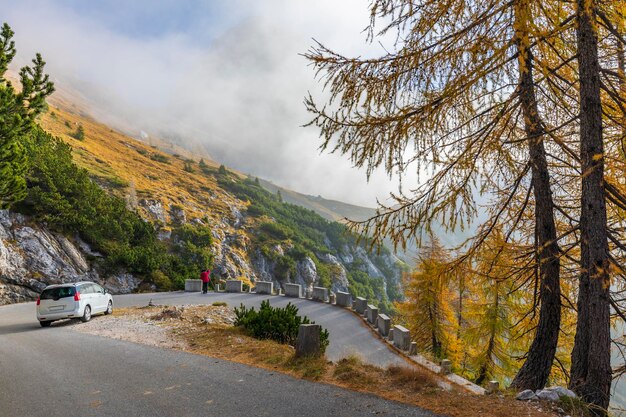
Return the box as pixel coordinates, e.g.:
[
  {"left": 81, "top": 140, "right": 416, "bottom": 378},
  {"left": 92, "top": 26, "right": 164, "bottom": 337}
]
[{"left": 295, "top": 324, "right": 321, "bottom": 357}]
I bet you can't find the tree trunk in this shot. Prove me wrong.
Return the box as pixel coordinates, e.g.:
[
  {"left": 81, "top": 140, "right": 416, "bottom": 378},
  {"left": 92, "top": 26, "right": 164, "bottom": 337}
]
[
  {"left": 428, "top": 293, "right": 442, "bottom": 358},
  {"left": 510, "top": 0, "right": 562, "bottom": 391},
  {"left": 476, "top": 283, "right": 499, "bottom": 386},
  {"left": 569, "top": 0, "right": 612, "bottom": 412},
  {"left": 618, "top": 29, "right": 626, "bottom": 158}
]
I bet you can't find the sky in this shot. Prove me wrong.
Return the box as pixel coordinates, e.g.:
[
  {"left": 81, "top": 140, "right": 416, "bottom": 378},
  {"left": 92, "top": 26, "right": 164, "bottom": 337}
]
[{"left": 1, "top": 0, "right": 413, "bottom": 207}]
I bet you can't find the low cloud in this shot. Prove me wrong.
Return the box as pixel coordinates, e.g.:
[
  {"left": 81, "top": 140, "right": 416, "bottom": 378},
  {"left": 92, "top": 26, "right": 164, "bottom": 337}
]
[{"left": 2, "top": 0, "right": 411, "bottom": 207}]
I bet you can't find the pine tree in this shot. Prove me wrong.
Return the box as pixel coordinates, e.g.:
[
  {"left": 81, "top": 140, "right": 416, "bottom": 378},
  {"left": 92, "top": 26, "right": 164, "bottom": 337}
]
[
  {"left": 0, "top": 23, "right": 54, "bottom": 208},
  {"left": 509, "top": 0, "right": 561, "bottom": 391}
]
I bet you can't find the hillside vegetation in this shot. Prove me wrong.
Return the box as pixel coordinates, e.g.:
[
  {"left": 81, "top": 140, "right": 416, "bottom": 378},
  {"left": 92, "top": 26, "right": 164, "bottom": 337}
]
[
  {"left": 15, "top": 126, "right": 214, "bottom": 290},
  {"left": 21, "top": 99, "right": 405, "bottom": 310}
]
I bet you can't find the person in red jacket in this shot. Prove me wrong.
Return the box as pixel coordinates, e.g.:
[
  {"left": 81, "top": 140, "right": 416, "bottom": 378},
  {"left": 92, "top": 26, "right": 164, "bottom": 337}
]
[{"left": 200, "top": 269, "right": 210, "bottom": 294}]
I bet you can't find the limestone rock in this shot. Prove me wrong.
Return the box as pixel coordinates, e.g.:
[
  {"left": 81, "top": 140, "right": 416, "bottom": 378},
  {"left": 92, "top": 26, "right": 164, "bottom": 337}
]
[
  {"left": 516, "top": 390, "right": 539, "bottom": 401},
  {"left": 295, "top": 257, "right": 318, "bottom": 292},
  {"left": 318, "top": 253, "right": 348, "bottom": 293},
  {"left": 105, "top": 273, "right": 142, "bottom": 294},
  {"left": 545, "top": 386, "right": 577, "bottom": 399},
  {"left": 139, "top": 199, "right": 166, "bottom": 223},
  {"left": 157, "top": 229, "right": 172, "bottom": 241},
  {"left": 536, "top": 389, "right": 560, "bottom": 402},
  {"left": 169, "top": 205, "right": 186, "bottom": 225},
  {"left": 0, "top": 210, "right": 142, "bottom": 304}
]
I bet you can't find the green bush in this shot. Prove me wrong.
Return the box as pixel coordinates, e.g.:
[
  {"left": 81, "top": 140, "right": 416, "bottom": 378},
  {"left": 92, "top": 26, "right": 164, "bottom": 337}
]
[
  {"left": 71, "top": 124, "right": 85, "bottom": 141},
  {"left": 234, "top": 300, "right": 329, "bottom": 353},
  {"left": 150, "top": 153, "right": 170, "bottom": 164},
  {"left": 151, "top": 270, "right": 172, "bottom": 291}
]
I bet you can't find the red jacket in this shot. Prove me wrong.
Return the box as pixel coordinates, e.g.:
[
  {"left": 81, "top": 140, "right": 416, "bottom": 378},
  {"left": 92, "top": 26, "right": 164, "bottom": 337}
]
[{"left": 200, "top": 271, "right": 210, "bottom": 283}]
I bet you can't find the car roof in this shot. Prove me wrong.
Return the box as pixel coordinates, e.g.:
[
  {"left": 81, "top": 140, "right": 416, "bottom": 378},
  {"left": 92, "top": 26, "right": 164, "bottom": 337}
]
[{"left": 42, "top": 281, "right": 97, "bottom": 290}]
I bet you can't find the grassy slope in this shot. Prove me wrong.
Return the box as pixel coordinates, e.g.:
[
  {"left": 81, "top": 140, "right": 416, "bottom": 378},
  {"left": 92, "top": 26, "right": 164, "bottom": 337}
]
[
  {"left": 39, "top": 105, "right": 236, "bottom": 226},
  {"left": 37, "top": 101, "right": 253, "bottom": 281}
]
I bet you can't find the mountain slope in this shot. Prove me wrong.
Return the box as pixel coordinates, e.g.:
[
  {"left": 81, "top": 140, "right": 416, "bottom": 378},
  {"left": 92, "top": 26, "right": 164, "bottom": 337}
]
[
  {"left": 0, "top": 91, "right": 407, "bottom": 311},
  {"left": 258, "top": 179, "right": 376, "bottom": 222}
]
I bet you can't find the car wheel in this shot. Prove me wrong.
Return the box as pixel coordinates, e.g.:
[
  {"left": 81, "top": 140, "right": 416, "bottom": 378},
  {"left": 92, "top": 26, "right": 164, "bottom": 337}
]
[
  {"left": 104, "top": 300, "right": 113, "bottom": 315},
  {"left": 40, "top": 321, "right": 51, "bottom": 327},
  {"left": 81, "top": 305, "right": 92, "bottom": 322}
]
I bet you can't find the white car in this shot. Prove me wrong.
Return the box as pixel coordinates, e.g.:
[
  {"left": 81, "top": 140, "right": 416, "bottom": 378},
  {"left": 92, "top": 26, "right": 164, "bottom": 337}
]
[{"left": 37, "top": 281, "right": 113, "bottom": 327}]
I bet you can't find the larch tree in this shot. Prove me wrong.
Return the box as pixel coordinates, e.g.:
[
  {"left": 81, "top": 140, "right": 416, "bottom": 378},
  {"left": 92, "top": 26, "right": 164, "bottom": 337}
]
[
  {"left": 395, "top": 236, "right": 458, "bottom": 361},
  {"left": 305, "top": 0, "right": 569, "bottom": 392},
  {"left": 460, "top": 230, "right": 520, "bottom": 385},
  {"left": 0, "top": 23, "right": 54, "bottom": 208},
  {"left": 508, "top": 0, "right": 563, "bottom": 390},
  {"left": 568, "top": 0, "right": 619, "bottom": 411}
]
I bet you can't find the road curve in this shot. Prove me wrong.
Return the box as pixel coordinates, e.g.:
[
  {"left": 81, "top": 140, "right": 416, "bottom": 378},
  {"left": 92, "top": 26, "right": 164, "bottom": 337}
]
[
  {"left": 114, "top": 291, "right": 406, "bottom": 366},
  {"left": 0, "top": 293, "right": 439, "bottom": 417}
]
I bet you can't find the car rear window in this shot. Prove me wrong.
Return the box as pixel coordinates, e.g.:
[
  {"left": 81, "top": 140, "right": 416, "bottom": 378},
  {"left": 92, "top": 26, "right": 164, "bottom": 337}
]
[{"left": 40, "top": 287, "right": 76, "bottom": 300}]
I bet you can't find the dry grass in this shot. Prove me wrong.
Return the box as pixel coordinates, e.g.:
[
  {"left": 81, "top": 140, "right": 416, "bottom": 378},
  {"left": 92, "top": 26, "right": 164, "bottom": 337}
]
[
  {"left": 106, "top": 306, "right": 559, "bottom": 417},
  {"left": 37, "top": 105, "right": 252, "bottom": 236},
  {"left": 386, "top": 364, "right": 440, "bottom": 391}
]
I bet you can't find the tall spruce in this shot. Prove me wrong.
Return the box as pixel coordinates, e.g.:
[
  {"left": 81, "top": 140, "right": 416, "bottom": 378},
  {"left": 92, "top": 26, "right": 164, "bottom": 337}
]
[{"left": 0, "top": 23, "right": 54, "bottom": 208}]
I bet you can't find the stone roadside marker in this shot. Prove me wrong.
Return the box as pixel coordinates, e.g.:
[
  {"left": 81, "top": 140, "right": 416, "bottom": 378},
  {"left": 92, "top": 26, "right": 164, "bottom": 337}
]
[
  {"left": 255, "top": 281, "right": 273, "bottom": 295},
  {"left": 393, "top": 325, "right": 410, "bottom": 350},
  {"left": 285, "top": 283, "right": 302, "bottom": 298},
  {"left": 184, "top": 279, "right": 202, "bottom": 292},
  {"left": 336, "top": 291, "right": 352, "bottom": 307},
  {"left": 225, "top": 280, "right": 243, "bottom": 293},
  {"left": 377, "top": 314, "right": 391, "bottom": 337},
  {"left": 440, "top": 359, "right": 452, "bottom": 375},
  {"left": 366, "top": 305, "right": 378, "bottom": 325},
  {"left": 354, "top": 297, "right": 367, "bottom": 314},
  {"left": 295, "top": 324, "right": 321, "bottom": 357},
  {"left": 312, "top": 286, "right": 329, "bottom": 302}
]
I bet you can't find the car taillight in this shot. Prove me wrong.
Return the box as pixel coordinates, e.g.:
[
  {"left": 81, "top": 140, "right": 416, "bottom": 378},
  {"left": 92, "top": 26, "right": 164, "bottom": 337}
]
[
  {"left": 74, "top": 292, "right": 81, "bottom": 301},
  {"left": 36, "top": 297, "right": 40, "bottom": 306}
]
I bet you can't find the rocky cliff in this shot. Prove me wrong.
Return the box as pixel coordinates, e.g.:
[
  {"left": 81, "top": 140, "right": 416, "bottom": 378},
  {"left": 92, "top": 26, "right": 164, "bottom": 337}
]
[
  {"left": 0, "top": 210, "right": 140, "bottom": 305},
  {"left": 0, "top": 189, "right": 405, "bottom": 308}
]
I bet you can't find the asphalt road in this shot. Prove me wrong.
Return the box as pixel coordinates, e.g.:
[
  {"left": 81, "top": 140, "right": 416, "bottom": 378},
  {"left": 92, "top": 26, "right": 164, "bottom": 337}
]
[
  {"left": 0, "top": 292, "right": 440, "bottom": 417},
  {"left": 114, "top": 291, "right": 406, "bottom": 366}
]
